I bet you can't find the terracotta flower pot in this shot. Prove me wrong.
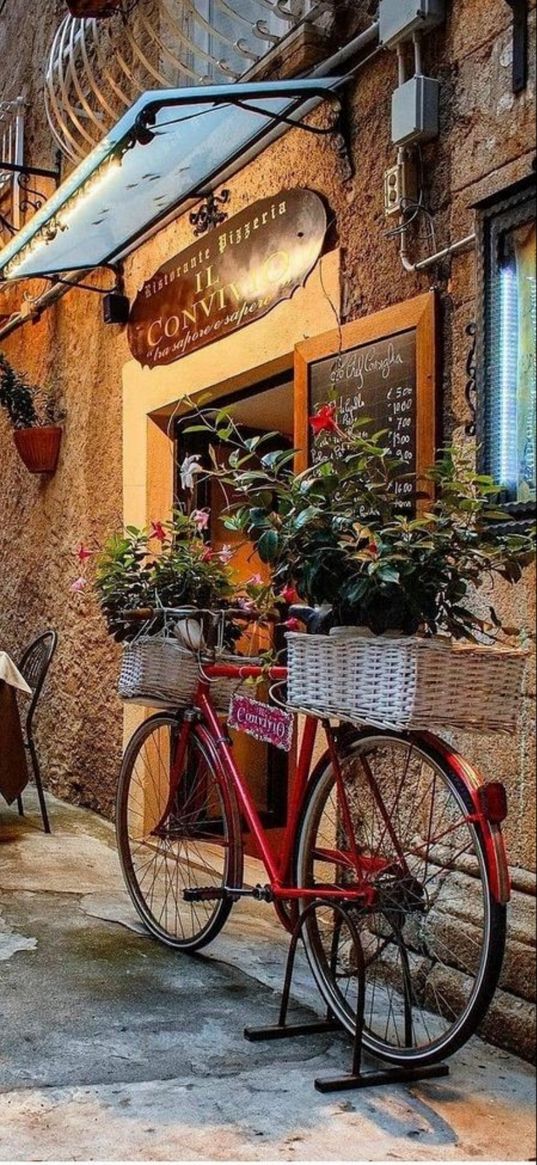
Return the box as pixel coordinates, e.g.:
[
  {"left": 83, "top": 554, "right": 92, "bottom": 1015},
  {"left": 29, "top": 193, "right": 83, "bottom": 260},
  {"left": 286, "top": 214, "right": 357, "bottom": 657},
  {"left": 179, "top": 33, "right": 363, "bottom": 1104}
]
[
  {"left": 66, "top": 0, "right": 123, "bottom": 16},
  {"left": 13, "top": 426, "right": 63, "bottom": 474}
]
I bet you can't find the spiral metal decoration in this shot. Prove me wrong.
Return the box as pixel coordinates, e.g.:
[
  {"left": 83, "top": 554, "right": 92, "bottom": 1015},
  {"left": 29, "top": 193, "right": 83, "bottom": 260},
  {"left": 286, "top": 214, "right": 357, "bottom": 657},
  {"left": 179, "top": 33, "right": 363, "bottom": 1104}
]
[{"left": 45, "top": 0, "right": 330, "bottom": 165}]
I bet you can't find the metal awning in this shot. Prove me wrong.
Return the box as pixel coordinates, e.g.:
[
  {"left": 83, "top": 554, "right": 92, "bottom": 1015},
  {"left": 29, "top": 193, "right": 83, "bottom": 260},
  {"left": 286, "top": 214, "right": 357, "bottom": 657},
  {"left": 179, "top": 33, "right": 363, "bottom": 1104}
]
[{"left": 0, "top": 79, "right": 344, "bottom": 282}]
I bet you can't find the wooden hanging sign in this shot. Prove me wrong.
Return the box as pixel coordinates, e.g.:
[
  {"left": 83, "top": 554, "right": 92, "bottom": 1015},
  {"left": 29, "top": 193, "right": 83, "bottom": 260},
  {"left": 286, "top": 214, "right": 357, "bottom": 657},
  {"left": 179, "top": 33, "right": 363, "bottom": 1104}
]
[{"left": 128, "top": 190, "right": 327, "bottom": 369}]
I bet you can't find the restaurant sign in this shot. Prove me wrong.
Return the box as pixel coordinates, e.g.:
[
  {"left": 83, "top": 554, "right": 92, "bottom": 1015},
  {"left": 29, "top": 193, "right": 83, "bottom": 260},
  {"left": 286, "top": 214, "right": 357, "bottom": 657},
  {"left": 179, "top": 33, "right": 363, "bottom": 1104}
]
[{"left": 127, "top": 189, "right": 327, "bottom": 369}]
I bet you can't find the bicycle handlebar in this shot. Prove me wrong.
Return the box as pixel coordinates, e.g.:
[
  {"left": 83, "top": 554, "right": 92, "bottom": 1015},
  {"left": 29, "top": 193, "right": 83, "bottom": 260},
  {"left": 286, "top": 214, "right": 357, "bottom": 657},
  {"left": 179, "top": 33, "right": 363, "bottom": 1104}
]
[
  {"left": 121, "top": 604, "right": 320, "bottom": 631},
  {"left": 122, "top": 606, "right": 279, "bottom": 625}
]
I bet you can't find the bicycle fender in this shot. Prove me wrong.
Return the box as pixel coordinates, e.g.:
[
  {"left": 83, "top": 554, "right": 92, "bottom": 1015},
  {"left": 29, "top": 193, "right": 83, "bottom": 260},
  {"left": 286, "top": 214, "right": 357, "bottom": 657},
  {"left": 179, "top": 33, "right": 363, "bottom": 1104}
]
[{"left": 420, "top": 732, "right": 511, "bottom": 905}]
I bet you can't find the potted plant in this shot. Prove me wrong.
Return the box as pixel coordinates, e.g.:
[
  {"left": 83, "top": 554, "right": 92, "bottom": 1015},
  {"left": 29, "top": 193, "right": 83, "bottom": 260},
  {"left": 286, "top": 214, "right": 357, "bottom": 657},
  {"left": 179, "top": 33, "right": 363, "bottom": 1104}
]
[
  {"left": 92, "top": 512, "right": 237, "bottom": 644},
  {"left": 0, "top": 353, "right": 64, "bottom": 474},
  {"left": 73, "top": 511, "right": 262, "bottom": 709},
  {"left": 191, "top": 406, "right": 536, "bottom": 733},
  {"left": 65, "top": 1, "right": 124, "bottom": 17},
  {"left": 198, "top": 406, "right": 535, "bottom": 635}
]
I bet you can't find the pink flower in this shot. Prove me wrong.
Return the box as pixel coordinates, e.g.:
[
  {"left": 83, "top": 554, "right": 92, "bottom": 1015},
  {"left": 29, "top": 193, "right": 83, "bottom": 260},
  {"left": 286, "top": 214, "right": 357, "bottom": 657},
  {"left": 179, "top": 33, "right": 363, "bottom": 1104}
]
[
  {"left": 247, "top": 574, "right": 264, "bottom": 587},
  {"left": 76, "top": 543, "right": 92, "bottom": 564},
  {"left": 238, "top": 597, "right": 256, "bottom": 611},
  {"left": 218, "top": 545, "right": 234, "bottom": 564},
  {"left": 191, "top": 509, "right": 210, "bottom": 532},
  {"left": 150, "top": 521, "right": 167, "bottom": 544},
  {"left": 310, "top": 403, "right": 338, "bottom": 435},
  {"left": 284, "top": 617, "right": 301, "bottom": 632},
  {"left": 71, "top": 576, "right": 87, "bottom": 593}
]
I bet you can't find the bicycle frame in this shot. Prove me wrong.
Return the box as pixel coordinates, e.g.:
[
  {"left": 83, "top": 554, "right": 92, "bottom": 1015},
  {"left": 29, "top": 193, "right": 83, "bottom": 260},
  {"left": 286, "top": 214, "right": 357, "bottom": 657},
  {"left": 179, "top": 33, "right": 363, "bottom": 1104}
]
[
  {"left": 167, "top": 661, "right": 392, "bottom": 909},
  {"left": 156, "top": 657, "right": 510, "bottom": 913}
]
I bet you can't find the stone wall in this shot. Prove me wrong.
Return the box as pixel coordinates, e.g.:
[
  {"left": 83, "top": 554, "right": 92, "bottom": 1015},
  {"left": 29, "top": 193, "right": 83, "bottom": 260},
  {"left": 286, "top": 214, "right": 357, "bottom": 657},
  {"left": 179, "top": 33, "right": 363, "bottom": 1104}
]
[{"left": 0, "top": 0, "right": 535, "bottom": 1055}]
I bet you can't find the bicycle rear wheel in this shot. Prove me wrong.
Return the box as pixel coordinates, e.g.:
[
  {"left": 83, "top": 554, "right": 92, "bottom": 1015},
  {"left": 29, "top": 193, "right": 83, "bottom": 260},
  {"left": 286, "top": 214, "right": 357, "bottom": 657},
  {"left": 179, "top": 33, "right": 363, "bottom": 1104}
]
[
  {"left": 116, "top": 712, "right": 243, "bottom": 950},
  {"left": 295, "top": 729, "right": 506, "bottom": 1067}
]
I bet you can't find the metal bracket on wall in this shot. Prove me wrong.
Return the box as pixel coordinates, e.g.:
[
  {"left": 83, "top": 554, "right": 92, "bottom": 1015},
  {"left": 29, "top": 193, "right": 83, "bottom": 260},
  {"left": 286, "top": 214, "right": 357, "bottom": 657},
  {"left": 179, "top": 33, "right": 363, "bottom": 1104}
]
[
  {"left": 0, "top": 160, "right": 62, "bottom": 183},
  {"left": 505, "top": 0, "right": 529, "bottom": 93},
  {"left": 189, "top": 190, "right": 231, "bottom": 237},
  {"left": 233, "top": 92, "right": 354, "bottom": 178},
  {"left": 39, "top": 261, "right": 124, "bottom": 295},
  {"left": 0, "top": 156, "right": 62, "bottom": 222}
]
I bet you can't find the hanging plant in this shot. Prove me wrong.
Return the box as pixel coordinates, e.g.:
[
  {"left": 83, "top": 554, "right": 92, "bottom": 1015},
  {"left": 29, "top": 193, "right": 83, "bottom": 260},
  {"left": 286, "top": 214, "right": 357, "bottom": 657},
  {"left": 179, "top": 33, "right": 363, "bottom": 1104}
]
[
  {"left": 65, "top": 1, "right": 125, "bottom": 17},
  {"left": 0, "top": 352, "right": 65, "bottom": 474}
]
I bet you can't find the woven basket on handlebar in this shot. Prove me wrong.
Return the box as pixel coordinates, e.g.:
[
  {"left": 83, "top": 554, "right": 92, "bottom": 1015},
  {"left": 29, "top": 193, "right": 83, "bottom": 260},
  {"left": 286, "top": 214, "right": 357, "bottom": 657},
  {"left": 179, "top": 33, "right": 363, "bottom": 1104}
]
[
  {"left": 118, "top": 635, "right": 259, "bottom": 713},
  {"left": 286, "top": 630, "right": 528, "bottom": 733}
]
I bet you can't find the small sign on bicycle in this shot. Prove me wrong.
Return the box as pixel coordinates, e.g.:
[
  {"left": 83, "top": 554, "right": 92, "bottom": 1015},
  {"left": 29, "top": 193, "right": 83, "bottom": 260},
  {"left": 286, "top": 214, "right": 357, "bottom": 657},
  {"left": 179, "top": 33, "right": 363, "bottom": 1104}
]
[{"left": 227, "top": 693, "right": 294, "bottom": 752}]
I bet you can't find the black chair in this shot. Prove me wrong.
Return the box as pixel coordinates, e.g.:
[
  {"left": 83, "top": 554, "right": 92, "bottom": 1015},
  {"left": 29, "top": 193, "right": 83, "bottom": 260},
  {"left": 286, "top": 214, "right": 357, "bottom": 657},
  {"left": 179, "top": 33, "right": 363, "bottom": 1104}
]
[{"left": 16, "top": 631, "right": 58, "bottom": 834}]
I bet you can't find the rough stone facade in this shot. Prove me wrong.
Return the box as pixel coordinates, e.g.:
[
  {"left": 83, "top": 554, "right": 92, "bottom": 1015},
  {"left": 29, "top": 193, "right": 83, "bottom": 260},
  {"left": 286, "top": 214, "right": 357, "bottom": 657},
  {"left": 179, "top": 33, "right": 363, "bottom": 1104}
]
[{"left": 0, "top": 0, "right": 535, "bottom": 1057}]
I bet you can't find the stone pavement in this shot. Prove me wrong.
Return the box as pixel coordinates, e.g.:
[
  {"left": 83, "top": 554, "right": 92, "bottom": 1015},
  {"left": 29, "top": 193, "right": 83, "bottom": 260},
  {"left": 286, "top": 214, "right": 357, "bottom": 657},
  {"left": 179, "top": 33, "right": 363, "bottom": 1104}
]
[{"left": 0, "top": 790, "right": 535, "bottom": 1162}]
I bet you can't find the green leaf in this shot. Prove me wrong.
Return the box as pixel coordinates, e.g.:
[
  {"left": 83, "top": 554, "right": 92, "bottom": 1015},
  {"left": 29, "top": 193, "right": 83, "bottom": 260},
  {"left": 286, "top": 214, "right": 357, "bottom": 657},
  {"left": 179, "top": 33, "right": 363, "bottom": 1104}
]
[
  {"left": 294, "top": 506, "right": 321, "bottom": 529},
  {"left": 257, "top": 529, "right": 279, "bottom": 564},
  {"left": 377, "top": 565, "right": 401, "bottom": 584}
]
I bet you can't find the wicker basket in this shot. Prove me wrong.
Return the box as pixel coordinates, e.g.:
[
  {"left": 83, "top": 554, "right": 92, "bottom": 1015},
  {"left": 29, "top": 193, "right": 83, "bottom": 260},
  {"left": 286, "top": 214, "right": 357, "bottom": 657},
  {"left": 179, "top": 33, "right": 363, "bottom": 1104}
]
[
  {"left": 118, "top": 635, "right": 258, "bottom": 713},
  {"left": 286, "top": 630, "right": 528, "bottom": 733}
]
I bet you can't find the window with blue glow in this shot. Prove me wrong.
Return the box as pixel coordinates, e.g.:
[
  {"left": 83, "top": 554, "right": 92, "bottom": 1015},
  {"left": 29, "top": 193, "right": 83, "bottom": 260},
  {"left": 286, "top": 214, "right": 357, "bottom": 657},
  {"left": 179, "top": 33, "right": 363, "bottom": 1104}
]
[{"left": 480, "top": 181, "right": 536, "bottom": 516}]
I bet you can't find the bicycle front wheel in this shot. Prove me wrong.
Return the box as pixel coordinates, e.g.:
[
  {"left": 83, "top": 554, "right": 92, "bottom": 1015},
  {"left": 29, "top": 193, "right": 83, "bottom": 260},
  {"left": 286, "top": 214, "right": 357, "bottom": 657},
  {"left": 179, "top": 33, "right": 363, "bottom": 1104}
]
[
  {"left": 295, "top": 730, "right": 506, "bottom": 1067},
  {"left": 117, "top": 713, "right": 243, "bottom": 951}
]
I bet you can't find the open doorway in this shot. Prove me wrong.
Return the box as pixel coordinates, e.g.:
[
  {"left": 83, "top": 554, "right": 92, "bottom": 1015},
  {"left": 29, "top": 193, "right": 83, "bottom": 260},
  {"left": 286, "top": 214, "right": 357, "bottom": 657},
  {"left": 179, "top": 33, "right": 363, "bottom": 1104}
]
[{"left": 175, "top": 374, "right": 294, "bottom": 857}]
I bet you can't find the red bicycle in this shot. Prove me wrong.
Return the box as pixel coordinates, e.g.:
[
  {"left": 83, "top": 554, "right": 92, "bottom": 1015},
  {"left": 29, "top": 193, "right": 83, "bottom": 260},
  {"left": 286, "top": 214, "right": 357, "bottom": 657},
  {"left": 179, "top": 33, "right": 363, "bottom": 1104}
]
[{"left": 116, "top": 607, "right": 509, "bottom": 1068}]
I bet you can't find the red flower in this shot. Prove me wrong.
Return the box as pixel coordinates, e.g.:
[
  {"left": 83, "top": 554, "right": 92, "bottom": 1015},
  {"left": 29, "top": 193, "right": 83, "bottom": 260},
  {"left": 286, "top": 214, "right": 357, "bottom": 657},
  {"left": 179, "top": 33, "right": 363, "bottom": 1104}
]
[
  {"left": 368, "top": 542, "right": 379, "bottom": 558},
  {"left": 201, "top": 546, "right": 215, "bottom": 562},
  {"left": 280, "top": 584, "right": 299, "bottom": 605},
  {"left": 150, "top": 521, "right": 167, "bottom": 544},
  {"left": 76, "top": 543, "right": 92, "bottom": 563},
  {"left": 309, "top": 403, "right": 337, "bottom": 435},
  {"left": 284, "top": 617, "right": 301, "bottom": 632}
]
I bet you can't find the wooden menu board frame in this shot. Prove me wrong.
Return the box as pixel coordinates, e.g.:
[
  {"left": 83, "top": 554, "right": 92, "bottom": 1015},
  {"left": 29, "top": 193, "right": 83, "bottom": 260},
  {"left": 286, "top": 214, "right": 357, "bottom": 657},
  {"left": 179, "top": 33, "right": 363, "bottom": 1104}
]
[{"left": 294, "top": 291, "right": 438, "bottom": 510}]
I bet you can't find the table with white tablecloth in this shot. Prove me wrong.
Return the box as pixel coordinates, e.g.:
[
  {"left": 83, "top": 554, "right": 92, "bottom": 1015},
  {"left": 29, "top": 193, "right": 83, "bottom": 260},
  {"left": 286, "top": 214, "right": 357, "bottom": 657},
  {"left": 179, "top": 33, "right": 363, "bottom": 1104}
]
[{"left": 0, "top": 652, "right": 31, "bottom": 805}]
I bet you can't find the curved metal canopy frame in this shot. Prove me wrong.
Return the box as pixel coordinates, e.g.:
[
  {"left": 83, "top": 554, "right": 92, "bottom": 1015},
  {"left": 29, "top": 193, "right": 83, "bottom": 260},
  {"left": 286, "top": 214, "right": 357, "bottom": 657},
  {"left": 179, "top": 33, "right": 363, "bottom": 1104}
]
[{"left": 45, "top": 0, "right": 332, "bottom": 165}]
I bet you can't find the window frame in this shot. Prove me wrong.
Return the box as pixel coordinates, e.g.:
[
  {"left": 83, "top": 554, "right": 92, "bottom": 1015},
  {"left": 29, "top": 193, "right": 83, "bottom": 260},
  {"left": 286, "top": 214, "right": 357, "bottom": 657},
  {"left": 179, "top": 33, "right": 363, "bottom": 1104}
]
[{"left": 476, "top": 174, "right": 537, "bottom": 526}]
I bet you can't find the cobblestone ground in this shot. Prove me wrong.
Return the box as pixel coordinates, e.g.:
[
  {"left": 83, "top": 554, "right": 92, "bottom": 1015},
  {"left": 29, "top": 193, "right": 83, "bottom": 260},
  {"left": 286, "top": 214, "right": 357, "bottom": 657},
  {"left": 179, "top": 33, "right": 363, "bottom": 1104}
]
[{"left": 0, "top": 791, "right": 535, "bottom": 1162}]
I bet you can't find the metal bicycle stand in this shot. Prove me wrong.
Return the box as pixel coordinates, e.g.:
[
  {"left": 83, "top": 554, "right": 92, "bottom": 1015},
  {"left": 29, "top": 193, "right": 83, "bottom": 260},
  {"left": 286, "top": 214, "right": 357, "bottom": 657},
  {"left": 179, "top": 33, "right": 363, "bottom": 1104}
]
[{"left": 244, "top": 898, "right": 450, "bottom": 1093}]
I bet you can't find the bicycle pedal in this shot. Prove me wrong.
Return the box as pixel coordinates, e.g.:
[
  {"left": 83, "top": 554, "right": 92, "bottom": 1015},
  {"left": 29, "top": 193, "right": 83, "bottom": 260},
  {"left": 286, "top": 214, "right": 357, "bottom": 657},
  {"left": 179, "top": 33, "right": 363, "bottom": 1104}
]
[
  {"left": 183, "top": 886, "right": 228, "bottom": 902},
  {"left": 183, "top": 884, "right": 272, "bottom": 904}
]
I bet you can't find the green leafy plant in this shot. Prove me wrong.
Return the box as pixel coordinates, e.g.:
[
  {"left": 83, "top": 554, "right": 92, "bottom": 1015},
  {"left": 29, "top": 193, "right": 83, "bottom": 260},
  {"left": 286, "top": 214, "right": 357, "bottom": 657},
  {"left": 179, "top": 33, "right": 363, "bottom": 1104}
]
[
  {"left": 0, "top": 352, "right": 64, "bottom": 429},
  {"left": 190, "top": 406, "right": 536, "bottom": 641},
  {"left": 90, "top": 512, "right": 237, "bottom": 643}
]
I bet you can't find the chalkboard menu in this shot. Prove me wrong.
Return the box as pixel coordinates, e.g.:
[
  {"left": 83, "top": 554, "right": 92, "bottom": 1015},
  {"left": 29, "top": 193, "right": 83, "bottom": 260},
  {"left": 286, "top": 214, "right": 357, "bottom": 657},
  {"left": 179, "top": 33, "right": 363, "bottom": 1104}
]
[
  {"left": 295, "top": 292, "right": 437, "bottom": 515},
  {"left": 310, "top": 330, "right": 417, "bottom": 510}
]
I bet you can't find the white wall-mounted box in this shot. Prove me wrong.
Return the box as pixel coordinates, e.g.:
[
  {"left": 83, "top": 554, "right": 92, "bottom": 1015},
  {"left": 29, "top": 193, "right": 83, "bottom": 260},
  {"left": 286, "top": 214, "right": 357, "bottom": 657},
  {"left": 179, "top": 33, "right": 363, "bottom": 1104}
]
[
  {"left": 379, "top": 0, "right": 446, "bottom": 49},
  {"left": 391, "top": 75, "right": 440, "bottom": 145}
]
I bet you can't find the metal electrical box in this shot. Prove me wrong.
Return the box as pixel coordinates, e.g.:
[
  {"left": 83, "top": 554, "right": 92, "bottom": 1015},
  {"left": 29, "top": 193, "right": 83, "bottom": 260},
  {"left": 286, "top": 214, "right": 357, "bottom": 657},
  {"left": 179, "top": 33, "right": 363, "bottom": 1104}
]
[
  {"left": 391, "top": 75, "right": 440, "bottom": 145},
  {"left": 379, "top": 0, "right": 446, "bottom": 48}
]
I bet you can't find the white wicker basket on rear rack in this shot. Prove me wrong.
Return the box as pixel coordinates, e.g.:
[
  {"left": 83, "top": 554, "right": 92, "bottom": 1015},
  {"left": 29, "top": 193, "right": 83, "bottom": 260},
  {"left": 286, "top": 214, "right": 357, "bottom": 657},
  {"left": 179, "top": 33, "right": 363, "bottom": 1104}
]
[{"left": 285, "top": 630, "right": 527, "bottom": 733}]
